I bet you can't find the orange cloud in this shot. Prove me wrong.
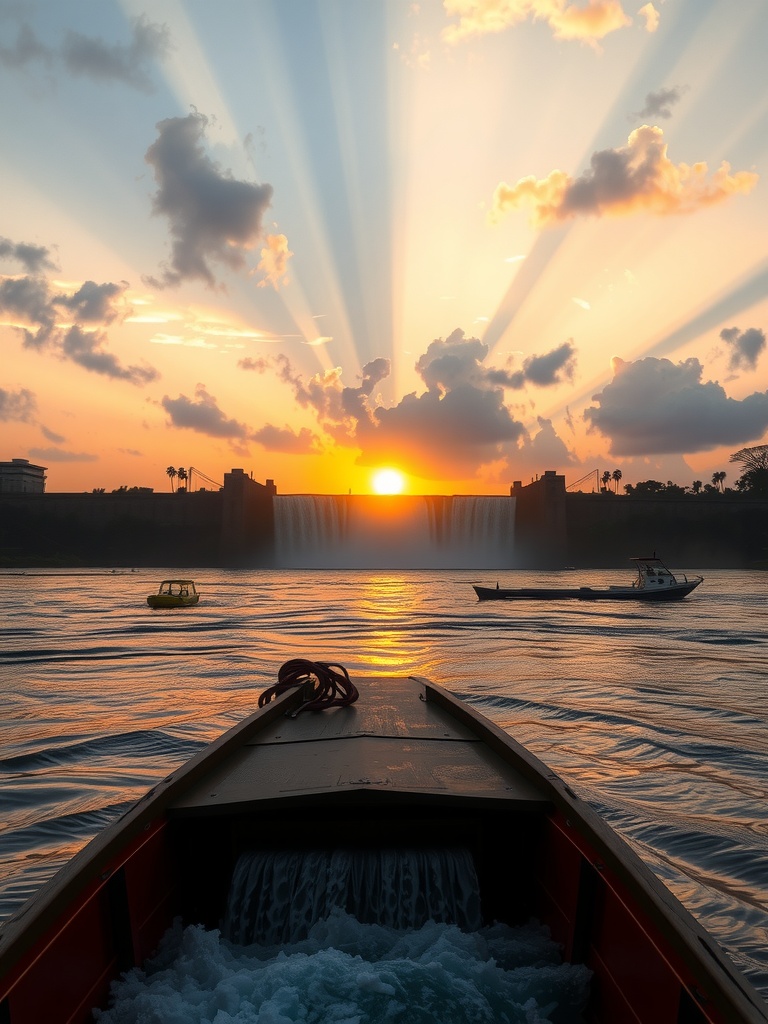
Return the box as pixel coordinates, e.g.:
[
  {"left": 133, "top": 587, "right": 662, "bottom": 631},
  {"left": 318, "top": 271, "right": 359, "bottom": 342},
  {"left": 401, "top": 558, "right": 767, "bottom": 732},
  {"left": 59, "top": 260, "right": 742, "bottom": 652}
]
[
  {"left": 491, "top": 125, "right": 758, "bottom": 226},
  {"left": 256, "top": 233, "right": 293, "bottom": 290},
  {"left": 442, "top": 0, "right": 632, "bottom": 45}
]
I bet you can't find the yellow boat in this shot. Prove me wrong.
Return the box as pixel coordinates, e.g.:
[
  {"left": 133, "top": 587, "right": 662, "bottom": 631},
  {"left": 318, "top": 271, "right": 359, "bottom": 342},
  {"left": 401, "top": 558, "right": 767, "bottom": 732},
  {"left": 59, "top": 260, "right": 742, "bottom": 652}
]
[{"left": 146, "top": 579, "right": 199, "bottom": 608}]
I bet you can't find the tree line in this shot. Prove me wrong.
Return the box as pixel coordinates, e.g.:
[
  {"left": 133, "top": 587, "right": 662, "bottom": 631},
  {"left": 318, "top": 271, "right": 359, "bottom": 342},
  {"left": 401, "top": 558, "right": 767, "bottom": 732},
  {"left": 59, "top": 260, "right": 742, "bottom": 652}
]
[{"left": 603, "top": 445, "right": 768, "bottom": 498}]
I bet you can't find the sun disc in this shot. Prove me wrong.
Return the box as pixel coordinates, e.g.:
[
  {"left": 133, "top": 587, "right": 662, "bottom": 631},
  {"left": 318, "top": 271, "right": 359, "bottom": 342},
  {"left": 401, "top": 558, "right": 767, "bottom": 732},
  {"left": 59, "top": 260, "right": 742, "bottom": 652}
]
[{"left": 372, "top": 468, "right": 405, "bottom": 495}]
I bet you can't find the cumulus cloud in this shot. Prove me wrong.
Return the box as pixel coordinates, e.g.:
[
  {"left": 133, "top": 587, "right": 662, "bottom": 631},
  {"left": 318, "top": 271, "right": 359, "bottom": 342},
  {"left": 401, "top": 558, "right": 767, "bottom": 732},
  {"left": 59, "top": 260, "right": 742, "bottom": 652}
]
[
  {"left": 251, "top": 424, "right": 321, "bottom": 454},
  {"left": 491, "top": 125, "right": 758, "bottom": 226},
  {"left": 442, "top": 0, "right": 633, "bottom": 45},
  {"left": 61, "top": 325, "right": 158, "bottom": 384},
  {"left": 637, "top": 3, "right": 659, "bottom": 32},
  {"left": 161, "top": 385, "right": 250, "bottom": 439},
  {"left": 631, "top": 85, "right": 686, "bottom": 121},
  {"left": 0, "top": 386, "right": 36, "bottom": 422},
  {"left": 0, "top": 15, "right": 168, "bottom": 91},
  {"left": 256, "top": 234, "right": 293, "bottom": 290},
  {"left": 145, "top": 113, "right": 275, "bottom": 289},
  {"left": 265, "top": 328, "right": 579, "bottom": 479},
  {"left": 720, "top": 326, "right": 766, "bottom": 373},
  {"left": 584, "top": 355, "right": 768, "bottom": 455},
  {"left": 27, "top": 446, "right": 98, "bottom": 463},
  {"left": 0, "top": 237, "right": 58, "bottom": 274},
  {"left": 0, "top": 239, "right": 158, "bottom": 383}
]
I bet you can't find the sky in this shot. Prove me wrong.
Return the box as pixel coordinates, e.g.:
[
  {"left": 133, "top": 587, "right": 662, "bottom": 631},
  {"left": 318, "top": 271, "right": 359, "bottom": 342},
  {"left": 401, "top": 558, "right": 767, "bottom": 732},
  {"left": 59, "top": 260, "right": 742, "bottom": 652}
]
[{"left": 1, "top": 0, "right": 767, "bottom": 496}]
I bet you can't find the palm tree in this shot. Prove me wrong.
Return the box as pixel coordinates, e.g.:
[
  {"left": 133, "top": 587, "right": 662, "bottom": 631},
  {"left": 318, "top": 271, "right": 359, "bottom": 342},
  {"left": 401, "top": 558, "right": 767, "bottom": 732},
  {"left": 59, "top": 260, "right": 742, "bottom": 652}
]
[
  {"left": 601, "top": 470, "right": 611, "bottom": 492},
  {"left": 612, "top": 469, "right": 623, "bottom": 494},
  {"left": 166, "top": 466, "right": 177, "bottom": 492},
  {"left": 712, "top": 471, "right": 726, "bottom": 493},
  {"left": 177, "top": 467, "right": 188, "bottom": 492}
]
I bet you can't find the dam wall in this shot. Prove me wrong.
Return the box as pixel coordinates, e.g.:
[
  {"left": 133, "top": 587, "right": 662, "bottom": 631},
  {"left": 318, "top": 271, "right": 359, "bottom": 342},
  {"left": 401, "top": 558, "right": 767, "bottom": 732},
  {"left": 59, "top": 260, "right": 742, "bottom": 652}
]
[{"left": 0, "top": 467, "right": 764, "bottom": 568}]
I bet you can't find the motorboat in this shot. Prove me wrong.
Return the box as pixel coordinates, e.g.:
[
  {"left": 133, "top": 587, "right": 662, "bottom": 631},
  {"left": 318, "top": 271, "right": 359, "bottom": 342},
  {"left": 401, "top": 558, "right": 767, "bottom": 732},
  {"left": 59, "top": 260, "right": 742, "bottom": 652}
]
[
  {"left": 146, "top": 579, "right": 199, "bottom": 608},
  {"left": 474, "top": 555, "right": 703, "bottom": 601},
  {"left": 0, "top": 660, "right": 763, "bottom": 1024}
]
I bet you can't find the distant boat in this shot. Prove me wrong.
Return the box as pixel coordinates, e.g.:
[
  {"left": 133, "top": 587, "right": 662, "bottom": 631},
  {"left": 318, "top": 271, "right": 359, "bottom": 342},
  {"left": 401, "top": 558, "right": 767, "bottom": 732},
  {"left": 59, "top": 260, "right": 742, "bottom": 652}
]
[
  {"left": 0, "top": 662, "right": 764, "bottom": 1023},
  {"left": 146, "top": 579, "right": 200, "bottom": 608},
  {"left": 474, "top": 555, "right": 703, "bottom": 602}
]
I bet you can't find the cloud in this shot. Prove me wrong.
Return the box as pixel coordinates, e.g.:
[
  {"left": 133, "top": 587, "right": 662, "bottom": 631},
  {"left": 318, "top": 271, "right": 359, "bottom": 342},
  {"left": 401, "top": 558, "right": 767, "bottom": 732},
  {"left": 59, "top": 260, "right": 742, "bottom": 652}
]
[
  {"left": 53, "top": 280, "right": 128, "bottom": 323},
  {"left": 491, "top": 126, "right": 758, "bottom": 226},
  {"left": 61, "top": 16, "right": 170, "bottom": 92},
  {"left": 61, "top": 325, "right": 158, "bottom": 385},
  {"left": 720, "top": 326, "right": 766, "bottom": 373},
  {"left": 145, "top": 113, "right": 274, "bottom": 288},
  {"left": 27, "top": 446, "right": 98, "bottom": 463},
  {"left": 584, "top": 355, "right": 768, "bottom": 455},
  {"left": 161, "top": 385, "right": 249, "bottom": 439},
  {"left": 0, "top": 386, "right": 36, "bottom": 422},
  {"left": 251, "top": 424, "right": 321, "bottom": 454},
  {"left": 441, "top": 0, "right": 633, "bottom": 45},
  {"left": 0, "top": 245, "right": 158, "bottom": 383},
  {"left": 272, "top": 329, "right": 579, "bottom": 479},
  {"left": 0, "top": 14, "right": 169, "bottom": 92},
  {"left": 0, "top": 237, "right": 58, "bottom": 274},
  {"left": 256, "top": 234, "right": 293, "bottom": 290},
  {"left": 631, "top": 85, "right": 685, "bottom": 121},
  {"left": 637, "top": 3, "right": 659, "bottom": 32}
]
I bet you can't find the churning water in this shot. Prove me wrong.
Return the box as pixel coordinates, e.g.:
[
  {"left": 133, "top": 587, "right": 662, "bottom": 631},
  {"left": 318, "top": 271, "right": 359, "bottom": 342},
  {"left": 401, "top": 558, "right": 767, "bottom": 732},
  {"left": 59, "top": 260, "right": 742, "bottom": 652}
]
[{"left": 1, "top": 566, "right": 767, "bottom": 1015}]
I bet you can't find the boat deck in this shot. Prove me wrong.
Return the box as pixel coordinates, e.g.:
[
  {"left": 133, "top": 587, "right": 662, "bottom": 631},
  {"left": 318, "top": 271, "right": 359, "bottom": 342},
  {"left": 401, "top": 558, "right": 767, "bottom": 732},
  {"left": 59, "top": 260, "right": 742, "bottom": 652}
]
[{"left": 171, "top": 676, "right": 547, "bottom": 813}]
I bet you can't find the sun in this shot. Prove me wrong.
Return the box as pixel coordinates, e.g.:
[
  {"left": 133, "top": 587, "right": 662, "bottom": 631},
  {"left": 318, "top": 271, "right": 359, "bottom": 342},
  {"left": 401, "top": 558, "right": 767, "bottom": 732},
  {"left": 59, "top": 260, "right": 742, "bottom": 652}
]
[{"left": 372, "top": 468, "right": 405, "bottom": 495}]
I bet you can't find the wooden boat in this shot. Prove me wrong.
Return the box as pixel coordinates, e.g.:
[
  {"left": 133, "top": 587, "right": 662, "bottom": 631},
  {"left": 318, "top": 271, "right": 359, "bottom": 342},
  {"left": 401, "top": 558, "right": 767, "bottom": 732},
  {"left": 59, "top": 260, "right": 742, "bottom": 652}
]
[
  {"left": 474, "top": 555, "right": 704, "bottom": 602},
  {"left": 146, "top": 579, "right": 199, "bottom": 608},
  {"left": 1, "top": 660, "right": 765, "bottom": 1024}
]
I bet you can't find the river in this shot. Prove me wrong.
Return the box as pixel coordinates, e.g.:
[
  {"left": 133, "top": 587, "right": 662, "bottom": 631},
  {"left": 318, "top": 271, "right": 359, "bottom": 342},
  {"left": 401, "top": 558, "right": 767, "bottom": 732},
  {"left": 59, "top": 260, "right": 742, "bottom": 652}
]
[{"left": 1, "top": 566, "right": 766, "bottom": 999}]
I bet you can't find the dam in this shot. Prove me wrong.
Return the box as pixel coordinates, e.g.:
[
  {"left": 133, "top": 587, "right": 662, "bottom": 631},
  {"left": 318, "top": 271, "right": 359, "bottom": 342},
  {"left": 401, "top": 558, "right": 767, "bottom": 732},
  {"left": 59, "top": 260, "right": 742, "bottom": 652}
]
[{"left": 273, "top": 495, "right": 515, "bottom": 569}]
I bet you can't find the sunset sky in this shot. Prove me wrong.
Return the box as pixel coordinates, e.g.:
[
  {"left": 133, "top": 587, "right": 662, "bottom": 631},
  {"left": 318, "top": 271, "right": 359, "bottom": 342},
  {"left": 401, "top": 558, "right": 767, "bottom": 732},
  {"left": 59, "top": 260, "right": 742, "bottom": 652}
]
[{"left": 1, "top": 0, "right": 766, "bottom": 496}]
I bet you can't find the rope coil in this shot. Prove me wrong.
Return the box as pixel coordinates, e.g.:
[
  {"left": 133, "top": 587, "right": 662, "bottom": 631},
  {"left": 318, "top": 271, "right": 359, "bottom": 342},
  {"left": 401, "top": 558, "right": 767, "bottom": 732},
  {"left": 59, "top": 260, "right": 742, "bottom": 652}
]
[{"left": 259, "top": 659, "right": 359, "bottom": 715}]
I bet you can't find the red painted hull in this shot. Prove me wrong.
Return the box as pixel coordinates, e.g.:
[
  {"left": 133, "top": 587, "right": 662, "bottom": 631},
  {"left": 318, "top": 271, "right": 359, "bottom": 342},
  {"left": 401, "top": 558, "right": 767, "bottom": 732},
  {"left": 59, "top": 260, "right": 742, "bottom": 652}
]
[{"left": 0, "top": 675, "right": 764, "bottom": 1024}]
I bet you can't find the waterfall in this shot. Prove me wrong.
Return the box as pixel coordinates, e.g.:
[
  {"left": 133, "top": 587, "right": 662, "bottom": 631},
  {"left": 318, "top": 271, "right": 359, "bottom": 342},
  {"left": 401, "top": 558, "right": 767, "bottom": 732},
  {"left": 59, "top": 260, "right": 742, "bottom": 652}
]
[
  {"left": 273, "top": 495, "right": 515, "bottom": 568},
  {"left": 223, "top": 848, "right": 482, "bottom": 946}
]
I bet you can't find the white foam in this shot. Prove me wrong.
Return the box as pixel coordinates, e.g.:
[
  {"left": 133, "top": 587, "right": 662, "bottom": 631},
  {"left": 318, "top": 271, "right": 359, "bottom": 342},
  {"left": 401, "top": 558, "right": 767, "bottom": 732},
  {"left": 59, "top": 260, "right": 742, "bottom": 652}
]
[{"left": 94, "top": 911, "right": 591, "bottom": 1023}]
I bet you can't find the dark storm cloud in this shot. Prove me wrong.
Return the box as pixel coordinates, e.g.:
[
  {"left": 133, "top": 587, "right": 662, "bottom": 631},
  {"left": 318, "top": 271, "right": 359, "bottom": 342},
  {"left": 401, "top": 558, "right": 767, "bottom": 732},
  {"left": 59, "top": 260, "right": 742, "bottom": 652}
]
[
  {"left": 61, "top": 325, "right": 158, "bottom": 385},
  {"left": 0, "top": 14, "right": 168, "bottom": 91},
  {"left": 584, "top": 355, "right": 768, "bottom": 455},
  {"left": 514, "top": 340, "right": 576, "bottom": 387},
  {"left": 720, "top": 326, "right": 766, "bottom": 372},
  {"left": 631, "top": 86, "right": 686, "bottom": 121},
  {"left": 61, "top": 16, "right": 170, "bottom": 92},
  {"left": 162, "top": 385, "right": 249, "bottom": 439},
  {"left": 0, "top": 237, "right": 58, "bottom": 274},
  {"left": 0, "top": 386, "right": 36, "bottom": 421},
  {"left": 145, "top": 113, "right": 274, "bottom": 289}
]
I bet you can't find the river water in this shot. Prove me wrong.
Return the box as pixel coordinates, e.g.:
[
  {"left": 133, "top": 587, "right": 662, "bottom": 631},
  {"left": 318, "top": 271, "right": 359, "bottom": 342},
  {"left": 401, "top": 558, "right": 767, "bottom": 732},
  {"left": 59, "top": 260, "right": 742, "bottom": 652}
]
[{"left": 1, "top": 567, "right": 767, "bottom": 1001}]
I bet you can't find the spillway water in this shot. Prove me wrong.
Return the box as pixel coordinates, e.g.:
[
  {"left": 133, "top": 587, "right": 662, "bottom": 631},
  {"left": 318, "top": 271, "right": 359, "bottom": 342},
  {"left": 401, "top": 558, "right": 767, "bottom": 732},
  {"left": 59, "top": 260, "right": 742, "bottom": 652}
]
[
  {"left": 273, "top": 495, "right": 515, "bottom": 569},
  {"left": 223, "top": 848, "right": 482, "bottom": 945}
]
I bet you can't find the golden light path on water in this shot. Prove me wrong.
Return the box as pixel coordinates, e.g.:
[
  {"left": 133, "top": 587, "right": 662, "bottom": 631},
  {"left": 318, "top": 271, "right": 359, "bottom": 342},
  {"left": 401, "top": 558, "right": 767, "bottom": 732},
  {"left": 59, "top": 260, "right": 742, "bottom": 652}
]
[{"left": 1, "top": 567, "right": 767, "bottom": 995}]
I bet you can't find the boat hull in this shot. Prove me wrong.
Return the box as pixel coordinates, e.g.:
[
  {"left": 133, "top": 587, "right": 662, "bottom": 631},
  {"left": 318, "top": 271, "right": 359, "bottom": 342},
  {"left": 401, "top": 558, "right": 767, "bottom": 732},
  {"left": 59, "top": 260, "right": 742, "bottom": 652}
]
[
  {"left": 146, "top": 594, "right": 200, "bottom": 608},
  {"left": 0, "top": 673, "right": 764, "bottom": 1024},
  {"left": 474, "top": 580, "right": 702, "bottom": 601}
]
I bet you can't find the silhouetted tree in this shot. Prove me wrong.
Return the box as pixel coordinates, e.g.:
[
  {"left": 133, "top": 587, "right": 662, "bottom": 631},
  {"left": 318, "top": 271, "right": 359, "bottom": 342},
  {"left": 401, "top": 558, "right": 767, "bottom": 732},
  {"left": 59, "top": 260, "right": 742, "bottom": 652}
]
[
  {"left": 166, "top": 466, "right": 177, "bottom": 492},
  {"left": 730, "top": 445, "right": 768, "bottom": 496},
  {"left": 601, "top": 470, "right": 611, "bottom": 492},
  {"left": 691, "top": 480, "right": 702, "bottom": 494},
  {"left": 712, "top": 471, "right": 726, "bottom": 493},
  {"left": 177, "top": 467, "right": 188, "bottom": 492},
  {"left": 612, "top": 469, "right": 622, "bottom": 493}
]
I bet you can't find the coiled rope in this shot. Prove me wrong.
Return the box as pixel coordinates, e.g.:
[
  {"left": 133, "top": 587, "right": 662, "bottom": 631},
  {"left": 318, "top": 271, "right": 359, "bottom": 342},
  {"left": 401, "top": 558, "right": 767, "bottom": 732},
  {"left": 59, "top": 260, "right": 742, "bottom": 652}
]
[{"left": 258, "top": 658, "right": 359, "bottom": 715}]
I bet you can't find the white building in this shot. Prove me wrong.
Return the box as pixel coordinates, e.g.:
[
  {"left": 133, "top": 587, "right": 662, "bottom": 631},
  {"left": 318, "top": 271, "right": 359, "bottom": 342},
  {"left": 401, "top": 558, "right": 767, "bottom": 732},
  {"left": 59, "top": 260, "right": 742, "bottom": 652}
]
[{"left": 0, "top": 458, "right": 47, "bottom": 493}]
